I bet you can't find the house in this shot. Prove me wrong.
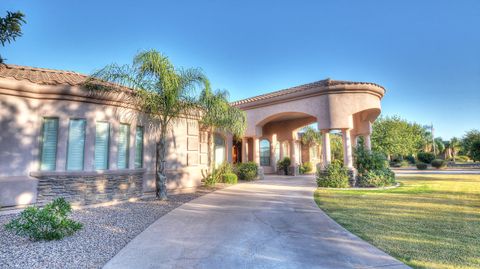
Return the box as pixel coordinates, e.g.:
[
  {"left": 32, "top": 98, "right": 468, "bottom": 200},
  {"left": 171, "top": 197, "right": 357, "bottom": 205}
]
[{"left": 0, "top": 64, "right": 384, "bottom": 207}]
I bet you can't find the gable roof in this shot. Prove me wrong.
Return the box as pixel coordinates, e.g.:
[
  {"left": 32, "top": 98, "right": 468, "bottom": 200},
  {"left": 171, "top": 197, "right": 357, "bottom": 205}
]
[
  {"left": 230, "top": 79, "right": 385, "bottom": 107},
  {"left": 0, "top": 64, "right": 89, "bottom": 86}
]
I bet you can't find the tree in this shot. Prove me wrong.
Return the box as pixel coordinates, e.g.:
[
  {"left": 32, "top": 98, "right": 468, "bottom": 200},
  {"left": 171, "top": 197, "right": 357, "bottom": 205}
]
[
  {"left": 198, "top": 88, "right": 246, "bottom": 171},
  {"left": 330, "top": 133, "right": 343, "bottom": 162},
  {"left": 462, "top": 129, "right": 480, "bottom": 162},
  {"left": 448, "top": 137, "right": 461, "bottom": 162},
  {"left": 371, "top": 116, "right": 427, "bottom": 160},
  {"left": 300, "top": 126, "right": 322, "bottom": 147},
  {"left": 86, "top": 50, "right": 209, "bottom": 200},
  {"left": 0, "top": 11, "right": 26, "bottom": 63}
]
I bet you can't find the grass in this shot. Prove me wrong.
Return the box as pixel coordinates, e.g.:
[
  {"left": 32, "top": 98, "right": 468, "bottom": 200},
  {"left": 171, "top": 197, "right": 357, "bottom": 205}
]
[{"left": 314, "top": 174, "right": 480, "bottom": 269}]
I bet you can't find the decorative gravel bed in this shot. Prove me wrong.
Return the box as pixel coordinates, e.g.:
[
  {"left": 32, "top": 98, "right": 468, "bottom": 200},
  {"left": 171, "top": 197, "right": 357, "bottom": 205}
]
[{"left": 0, "top": 187, "right": 220, "bottom": 269}]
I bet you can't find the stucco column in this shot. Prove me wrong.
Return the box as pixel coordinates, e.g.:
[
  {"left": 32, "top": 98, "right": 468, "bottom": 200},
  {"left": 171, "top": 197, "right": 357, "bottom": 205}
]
[
  {"left": 290, "top": 140, "right": 299, "bottom": 175},
  {"left": 365, "top": 134, "right": 372, "bottom": 151},
  {"left": 226, "top": 134, "right": 233, "bottom": 163},
  {"left": 271, "top": 134, "right": 277, "bottom": 172},
  {"left": 241, "top": 137, "right": 248, "bottom": 163},
  {"left": 321, "top": 130, "right": 331, "bottom": 168},
  {"left": 253, "top": 137, "right": 260, "bottom": 165},
  {"left": 342, "top": 129, "right": 354, "bottom": 169}
]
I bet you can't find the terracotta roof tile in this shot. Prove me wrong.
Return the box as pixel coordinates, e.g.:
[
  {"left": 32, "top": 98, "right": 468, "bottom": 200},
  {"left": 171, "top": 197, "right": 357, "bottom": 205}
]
[
  {"left": 231, "top": 78, "right": 385, "bottom": 106},
  {"left": 0, "top": 64, "right": 88, "bottom": 86}
]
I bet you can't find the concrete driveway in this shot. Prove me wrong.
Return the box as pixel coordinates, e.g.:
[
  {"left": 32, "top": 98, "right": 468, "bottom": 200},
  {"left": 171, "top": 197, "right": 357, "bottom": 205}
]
[{"left": 104, "top": 175, "right": 408, "bottom": 269}]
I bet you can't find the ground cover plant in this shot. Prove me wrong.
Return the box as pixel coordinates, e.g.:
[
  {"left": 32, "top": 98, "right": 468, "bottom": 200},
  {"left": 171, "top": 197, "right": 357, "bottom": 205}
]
[{"left": 315, "top": 174, "right": 480, "bottom": 269}]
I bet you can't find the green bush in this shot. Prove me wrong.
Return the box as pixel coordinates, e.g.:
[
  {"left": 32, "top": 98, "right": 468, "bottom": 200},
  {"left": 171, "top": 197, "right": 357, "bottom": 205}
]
[
  {"left": 417, "top": 152, "right": 435, "bottom": 164},
  {"left": 234, "top": 162, "right": 258, "bottom": 181},
  {"left": 390, "top": 160, "right": 410, "bottom": 167},
  {"left": 277, "top": 157, "right": 291, "bottom": 175},
  {"left": 202, "top": 162, "right": 233, "bottom": 187},
  {"left": 405, "top": 155, "right": 416, "bottom": 164},
  {"left": 316, "top": 160, "right": 349, "bottom": 188},
  {"left": 431, "top": 159, "right": 447, "bottom": 169},
  {"left": 355, "top": 146, "right": 395, "bottom": 187},
  {"left": 300, "top": 162, "right": 313, "bottom": 174},
  {"left": 222, "top": 173, "right": 238, "bottom": 184},
  {"left": 5, "top": 198, "right": 82, "bottom": 241},
  {"left": 358, "top": 168, "right": 396, "bottom": 187},
  {"left": 416, "top": 162, "right": 428, "bottom": 170}
]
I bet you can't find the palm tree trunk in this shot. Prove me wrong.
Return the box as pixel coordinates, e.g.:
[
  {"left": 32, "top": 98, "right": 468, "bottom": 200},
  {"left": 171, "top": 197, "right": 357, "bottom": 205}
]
[{"left": 155, "top": 129, "right": 168, "bottom": 200}]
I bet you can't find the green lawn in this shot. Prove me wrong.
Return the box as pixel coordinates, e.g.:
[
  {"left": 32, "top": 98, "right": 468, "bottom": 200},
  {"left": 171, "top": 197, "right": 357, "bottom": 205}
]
[{"left": 314, "top": 173, "right": 480, "bottom": 269}]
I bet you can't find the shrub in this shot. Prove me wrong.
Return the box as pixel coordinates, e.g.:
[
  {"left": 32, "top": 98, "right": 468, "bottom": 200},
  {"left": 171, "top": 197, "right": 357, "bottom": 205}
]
[
  {"left": 202, "top": 162, "right": 233, "bottom": 187},
  {"left": 234, "top": 162, "right": 258, "bottom": 181},
  {"left": 222, "top": 173, "right": 238, "bottom": 184},
  {"left": 355, "top": 146, "right": 395, "bottom": 187},
  {"left": 316, "top": 160, "right": 349, "bottom": 188},
  {"left": 301, "top": 162, "right": 313, "bottom": 174},
  {"left": 358, "top": 168, "right": 396, "bottom": 187},
  {"left": 405, "top": 155, "right": 416, "bottom": 164},
  {"left": 277, "top": 157, "right": 291, "bottom": 175},
  {"left": 5, "top": 198, "right": 82, "bottom": 241},
  {"left": 431, "top": 159, "right": 447, "bottom": 169},
  {"left": 417, "top": 152, "right": 435, "bottom": 164},
  {"left": 416, "top": 162, "right": 428, "bottom": 170},
  {"left": 452, "top": 155, "right": 470, "bottom": 162}
]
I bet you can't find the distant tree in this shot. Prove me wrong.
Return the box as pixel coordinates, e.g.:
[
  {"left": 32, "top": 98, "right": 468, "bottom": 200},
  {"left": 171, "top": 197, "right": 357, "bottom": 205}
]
[
  {"left": 198, "top": 88, "right": 246, "bottom": 171},
  {"left": 462, "top": 129, "right": 480, "bottom": 162},
  {"left": 448, "top": 137, "right": 461, "bottom": 162},
  {"left": 0, "top": 11, "right": 26, "bottom": 63},
  {"left": 330, "top": 133, "right": 343, "bottom": 162},
  {"left": 371, "top": 116, "right": 426, "bottom": 160},
  {"left": 86, "top": 49, "right": 209, "bottom": 200},
  {"left": 300, "top": 126, "right": 322, "bottom": 147},
  {"left": 434, "top": 137, "right": 446, "bottom": 157}
]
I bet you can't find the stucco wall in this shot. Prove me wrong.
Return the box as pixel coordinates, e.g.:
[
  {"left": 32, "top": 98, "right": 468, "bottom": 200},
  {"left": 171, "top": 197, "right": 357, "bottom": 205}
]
[{"left": 0, "top": 78, "right": 208, "bottom": 207}]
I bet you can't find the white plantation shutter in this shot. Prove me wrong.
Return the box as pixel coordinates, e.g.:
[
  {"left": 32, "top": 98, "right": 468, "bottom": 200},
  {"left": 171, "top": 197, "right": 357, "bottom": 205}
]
[
  {"left": 94, "top": 122, "right": 110, "bottom": 170},
  {"left": 134, "top": 126, "right": 144, "bottom": 168},
  {"left": 117, "top": 124, "right": 130, "bottom": 169},
  {"left": 66, "top": 119, "right": 86, "bottom": 170},
  {"left": 40, "top": 118, "right": 59, "bottom": 171}
]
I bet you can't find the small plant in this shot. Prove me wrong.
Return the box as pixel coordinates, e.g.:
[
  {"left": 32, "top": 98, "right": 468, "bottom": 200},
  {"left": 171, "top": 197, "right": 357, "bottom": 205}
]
[
  {"left": 301, "top": 162, "right": 313, "bottom": 174},
  {"left": 417, "top": 152, "right": 435, "bottom": 164},
  {"left": 277, "top": 157, "right": 291, "bottom": 175},
  {"left": 416, "top": 162, "right": 428, "bottom": 170},
  {"left": 316, "top": 160, "right": 349, "bottom": 188},
  {"left": 202, "top": 162, "right": 233, "bottom": 187},
  {"left": 431, "top": 159, "right": 447, "bottom": 169},
  {"left": 5, "top": 198, "right": 82, "bottom": 241},
  {"left": 234, "top": 162, "right": 258, "bottom": 181},
  {"left": 222, "top": 173, "right": 238, "bottom": 184}
]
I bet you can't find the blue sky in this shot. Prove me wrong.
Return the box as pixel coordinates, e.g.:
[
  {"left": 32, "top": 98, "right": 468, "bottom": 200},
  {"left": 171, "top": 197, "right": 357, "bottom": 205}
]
[{"left": 2, "top": 0, "right": 479, "bottom": 139}]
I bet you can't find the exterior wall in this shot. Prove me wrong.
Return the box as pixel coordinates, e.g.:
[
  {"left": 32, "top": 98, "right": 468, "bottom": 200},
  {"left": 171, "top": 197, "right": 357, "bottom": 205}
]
[{"left": 0, "top": 78, "right": 207, "bottom": 207}]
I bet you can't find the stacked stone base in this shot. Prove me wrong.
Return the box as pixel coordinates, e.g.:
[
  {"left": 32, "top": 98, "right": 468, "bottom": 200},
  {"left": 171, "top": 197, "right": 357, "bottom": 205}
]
[{"left": 33, "top": 170, "right": 145, "bottom": 206}]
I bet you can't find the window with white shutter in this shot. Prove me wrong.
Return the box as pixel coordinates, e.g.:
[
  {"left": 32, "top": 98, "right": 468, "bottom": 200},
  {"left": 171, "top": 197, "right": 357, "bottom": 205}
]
[
  {"left": 66, "top": 119, "right": 86, "bottom": 170},
  {"left": 40, "top": 118, "right": 59, "bottom": 171},
  {"left": 94, "top": 122, "right": 110, "bottom": 170},
  {"left": 134, "top": 126, "right": 144, "bottom": 168},
  {"left": 117, "top": 124, "right": 130, "bottom": 169}
]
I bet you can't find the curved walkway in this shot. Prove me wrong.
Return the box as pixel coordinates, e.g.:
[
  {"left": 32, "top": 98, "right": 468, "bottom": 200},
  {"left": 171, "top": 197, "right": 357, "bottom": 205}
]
[{"left": 104, "top": 175, "right": 408, "bottom": 269}]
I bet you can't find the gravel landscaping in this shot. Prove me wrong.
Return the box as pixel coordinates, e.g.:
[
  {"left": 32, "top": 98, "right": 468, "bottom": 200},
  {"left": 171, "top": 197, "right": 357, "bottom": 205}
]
[{"left": 0, "top": 187, "right": 220, "bottom": 269}]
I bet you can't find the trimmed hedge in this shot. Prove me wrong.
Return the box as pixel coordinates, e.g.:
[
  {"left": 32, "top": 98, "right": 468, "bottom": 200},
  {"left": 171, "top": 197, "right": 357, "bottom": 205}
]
[
  {"left": 316, "top": 161, "right": 349, "bottom": 188},
  {"left": 234, "top": 162, "right": 258, "bottom": 181},
  {"left": 416, "top": 162, "right": 428, "bottom": 170},
  {"left": 417, "top": 152, "right": 435, "bottom": 164},
  {"left": 431, "top": 159, "right": 447, "bottom": 169},
  {"left": 222, "top": 173, "right": 238, "bottom": 184},
  {"left": 357, "top": 168, "right": 396, "bottom": 187}
]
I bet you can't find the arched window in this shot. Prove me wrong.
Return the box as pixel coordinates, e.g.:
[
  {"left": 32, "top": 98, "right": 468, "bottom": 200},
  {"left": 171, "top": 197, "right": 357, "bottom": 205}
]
[
  {"left": 260, "top": 139, "right": 271, "bottom": 166},
  {"left": 214, "top": 134, "right": 226, "bottom": 167}
]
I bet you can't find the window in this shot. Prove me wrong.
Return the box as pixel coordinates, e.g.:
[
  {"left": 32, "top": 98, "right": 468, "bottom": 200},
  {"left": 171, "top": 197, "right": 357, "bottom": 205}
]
[
  {"left": 66, "top": 119, "right": 86, "bottom": 170},
  {"left": 214, "top": 134, "right": 225, "bottom": 167},
  {"left": 40, "top": 118, "right": 59, "bottom": 171},
  {"left": 94, "top": 122, "right": 110, "bottom": 170},
  {"left": 117, "top": 124, "right": 130, "bottom": 169},
  {"left": 260, "top": 139, "right": 270, "bottom": 166},
  {"left": 134, "top": 126, "right": 144, "bottom": 168}
]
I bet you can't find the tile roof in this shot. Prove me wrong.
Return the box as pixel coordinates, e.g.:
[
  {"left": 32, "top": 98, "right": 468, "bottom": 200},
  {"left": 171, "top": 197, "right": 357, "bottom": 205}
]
[
  {"left": 0, "top": 64, "right": 89, "bottom": 86},
  {"left": 231, "top": 79, "right": 385, "bottom": 106}
]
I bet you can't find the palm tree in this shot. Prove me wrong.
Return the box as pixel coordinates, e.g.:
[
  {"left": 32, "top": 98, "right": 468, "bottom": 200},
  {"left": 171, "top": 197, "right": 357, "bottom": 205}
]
[
  {"left": 449, "top": 137, "right": 461, "bottom": 162},
  {"left": 0, "top": 11, "right": 26, "bottom": 63},
  {"left": 198, "top": 88, "right": 246, "bottom": 171},
  {"left": 300, "top": 126, "right": 322, "bottom": 147},
  {"left": 85, "top": 50, "right": 209, "bottom": 200}
]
